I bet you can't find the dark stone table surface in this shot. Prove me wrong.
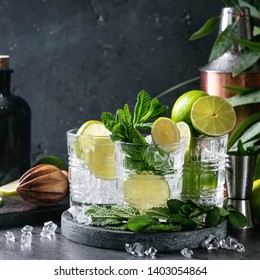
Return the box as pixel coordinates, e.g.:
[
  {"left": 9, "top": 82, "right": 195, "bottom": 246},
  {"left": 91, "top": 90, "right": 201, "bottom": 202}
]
[{"left": 0, "top": 217, "right": 259, "bottom": 260}]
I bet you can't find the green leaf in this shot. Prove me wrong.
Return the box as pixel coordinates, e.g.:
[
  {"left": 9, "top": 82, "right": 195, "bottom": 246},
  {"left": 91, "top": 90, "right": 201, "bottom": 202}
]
[
  {"left": 232, "top": 50, "right": 260, "bottom": 76},
  {"left": 224, "top": 86, "right": 255, "bottom": 94},
  {"left": 127, "top": 215, "right": 158, "bottom": 232},
  {"left": 219, "top": 207, "right": 230, "bottom": 217},
  {"left": 253, "top": 26, "right": 260, "bottom": 37},
  {"left": 227, "top": 36, "right": 260, "bottom": 52},
  {"left": 205, "top": 207, "right": 221, "bottom": 227},
  {"left": 228, "top": 89, "right": 260, "bottom": 107},
  {"left": 209, "top": 24, "right": 236, "bottom": 62},
  {"left": 133, "top": 90, "right": 151, "bottom": 124},
  {"left": 170, "top": 214, "right": 197, "bottom": 229},
  {"left": 145, "top": 224, "right": 182, "bottom": 232},
  {"left": 189, "top": 17, "right": 219, "bottom": 41},
  {"left": 167, "top": 199, "right": 185, "bottom": 214},
  {"left": 227, "top": 112, "right": 260, "bottom": 150},
  {"left": 238, "top": 0, "right": 260, "bottom": 17},
  {"left": 228, "top": 210, "right": 248, "bottom": 228},
  {"left": 145, "top": 207, "right": 171, "bottom": 219}
]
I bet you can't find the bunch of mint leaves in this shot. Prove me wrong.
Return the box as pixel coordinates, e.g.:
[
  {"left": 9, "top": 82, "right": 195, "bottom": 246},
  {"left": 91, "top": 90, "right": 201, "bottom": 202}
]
[
  {"left": 101, "top": 90, "right": 170, "bottom": 173},
  {"left": 85, "top": 199, "right": 248, "bottom": 232}
]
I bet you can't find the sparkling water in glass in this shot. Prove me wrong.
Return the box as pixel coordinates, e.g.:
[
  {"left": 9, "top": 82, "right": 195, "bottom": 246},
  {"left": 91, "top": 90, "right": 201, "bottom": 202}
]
[
  {"left": 181, "top": 135, "right": 228, "bottom": 206},
  {"left": 67, "top": 129, "right": 119, "bottom": 206},
  {"left": 115, "top": 140, "right": 185, "bottom": 211}
]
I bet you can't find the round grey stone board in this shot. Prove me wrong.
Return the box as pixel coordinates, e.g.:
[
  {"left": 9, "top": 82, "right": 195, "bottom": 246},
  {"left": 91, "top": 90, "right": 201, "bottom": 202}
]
[{"left": 61, "top": 210, "right": 227, "bottom": 251}]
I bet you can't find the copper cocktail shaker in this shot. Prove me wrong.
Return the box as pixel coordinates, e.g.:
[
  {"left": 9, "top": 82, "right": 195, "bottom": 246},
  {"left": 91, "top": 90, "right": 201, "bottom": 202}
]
[{"left": 200, "top": 7, "right": 260, "bottom": 130}]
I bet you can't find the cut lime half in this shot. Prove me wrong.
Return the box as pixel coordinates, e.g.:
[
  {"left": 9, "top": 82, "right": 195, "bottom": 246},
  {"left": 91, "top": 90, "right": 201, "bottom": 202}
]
[
  {"left": 123, "top": 173, "right": 170, "bottom": 212},
  {"left": 151, "top": 117, "right": 180, "bottom": 152},
  {"left": 191, "top": 96, "right": 236, "bottom": 136},
  {"left": 0, "top": 179, "right": 19, "bottom": 196},
  {"left": 77, "top": 120, "right": 115, "bottom": 180}
]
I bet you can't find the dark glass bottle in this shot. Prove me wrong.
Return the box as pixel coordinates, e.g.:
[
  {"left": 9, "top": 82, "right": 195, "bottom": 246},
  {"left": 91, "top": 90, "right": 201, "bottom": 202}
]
[{"left": 0, "top": 55, "right": 31, "bottom": 185}]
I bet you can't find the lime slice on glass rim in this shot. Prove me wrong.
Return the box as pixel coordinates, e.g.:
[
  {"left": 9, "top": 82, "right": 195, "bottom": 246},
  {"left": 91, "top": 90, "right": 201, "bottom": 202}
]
[
  {"left": 76, "top": 120, "right": 115, "bottom": 180},
  {"left": 176, "top": 121, "right": 193, "bottom": 158},
  {"left": 123, "top": 173, "right": 170, "bottom": 212},
  {"left": 190, "top": 96, "right": 236, "bottom": 136},
  {"left": 151, "top": 117, "right": 180, "bottom": 152},
  {"left": 0, "top": 179, "right": 19, "bottom": 196}
]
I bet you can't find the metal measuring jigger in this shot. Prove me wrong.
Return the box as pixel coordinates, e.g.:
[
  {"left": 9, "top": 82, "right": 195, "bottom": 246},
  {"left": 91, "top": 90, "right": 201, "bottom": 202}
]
[{"left": 226, "top": 155, "right": 256, "bottom": 229}]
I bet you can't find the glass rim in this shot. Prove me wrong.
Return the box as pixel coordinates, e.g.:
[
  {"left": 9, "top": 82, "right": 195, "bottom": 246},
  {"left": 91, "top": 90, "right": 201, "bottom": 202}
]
[
  {"left": 115, "top": 139, "right": 185, "bottom": 147},
  {"left": 66, "top": 128, "right": 112, "bottom": 139},
  {"left": 181, "top": 134, "right": 228, "bottom": 140}
]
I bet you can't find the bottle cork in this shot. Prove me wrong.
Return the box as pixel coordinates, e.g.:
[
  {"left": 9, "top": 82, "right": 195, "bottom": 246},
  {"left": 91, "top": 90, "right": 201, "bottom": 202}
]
[{"left": 0, "top": 55, "right": 10, "bottom": 70}]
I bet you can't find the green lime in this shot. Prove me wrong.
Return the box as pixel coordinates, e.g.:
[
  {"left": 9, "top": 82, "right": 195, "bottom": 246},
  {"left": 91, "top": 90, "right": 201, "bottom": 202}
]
[
  {"left": 151, "top": 117, "right": 180, "bottom": 152},
  {"left": 33, "top": 155, "right": 68, "bottom": 170},
  {"left": 123, "top": 173, "right": 170, "bottom": 212},
  {"left": 171, "top": 90, "right": 208, "bottom": 124},
  {"left": 251, "top": 179, "right": 260, "bottom": 224},
  {"left": 0, "top": 179, "right": 19, "bottom": 196},
  {"left": 191, "top": 95, "right": 236, "bottom": 136}
]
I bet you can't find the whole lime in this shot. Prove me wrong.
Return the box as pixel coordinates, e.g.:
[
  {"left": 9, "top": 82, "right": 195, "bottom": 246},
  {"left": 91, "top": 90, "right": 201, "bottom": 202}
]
[
  {"left": 251, "top": 179, "right": 260, "bottom": 224},
  {"left": 171, "top": 90, "right": 208, "bottom": 124}
]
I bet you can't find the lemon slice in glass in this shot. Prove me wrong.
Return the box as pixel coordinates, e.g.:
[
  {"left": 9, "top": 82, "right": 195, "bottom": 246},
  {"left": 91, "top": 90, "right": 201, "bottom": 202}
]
[
  {"left": 191, "top": 96, "right": 236, "bottom": 136},
  {"left": 0, "top": 179, "right": 19, "bottom": 196},
  {"left": 123, "top": 173, "right": 170, "bottom": 212},
  {"left": 151, "top": 117, "right": 180, "bottom": 152},
  {"left": 77, "top": 120, "right": 115, "bottom": 180}
]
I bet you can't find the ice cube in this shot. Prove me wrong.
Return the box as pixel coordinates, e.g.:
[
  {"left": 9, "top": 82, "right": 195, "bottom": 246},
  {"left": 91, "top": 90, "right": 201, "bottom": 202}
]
[
  {"left": 202, "top": 234, "right": 219, "bottom": 250},
  {"left": 40, "top": 221, "right": 57, "bottom": 237},
  {"left": 125, "top": 242, "right": 145, "bottom": 257},
  {"left": 5, "top": 231, "right": 15, "bottom": 242},
  {"left": 181, "top": 248, "right": 193, "bottom": 258},
  {"left": 21, "top": 233, "right": 32, "bottom": 245},
  {"left": 145, "top": 247, "right": 158, "bottom": 258},
  {"left": 68, "top": 206, "right": 92, "bottom": 224},
  {"left": 236, "top": 243, "right": 245, "bottom": 253},
  {"left": 21, "top": 225, "right": 33, "bottom": 234}
]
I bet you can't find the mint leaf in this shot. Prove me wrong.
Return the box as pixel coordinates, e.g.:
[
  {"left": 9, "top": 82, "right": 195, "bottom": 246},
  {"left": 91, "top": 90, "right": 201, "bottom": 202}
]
[
  {"left": 145, "top": 207, "right": 171, "bottom": 219},
  {"left": 167, "top": 199, "right": 185, "bottom": 214},
  {"left": 170, "top": 214, "right": 197, "bottom": 229},
  {"left": 145, "top": 224, "right": 182, "bottom": 232},
  {"left": 127, "top": 215, "right": 158, "bottom": 232},
  {"left": 133, "top": 90, "right": 151, "bottom": 124},
  {"left": 228, "top": 210, "right": 248, "bottom": 228},
  {"left": 205, "top": 207, "right": 221, "bottom": 227}
]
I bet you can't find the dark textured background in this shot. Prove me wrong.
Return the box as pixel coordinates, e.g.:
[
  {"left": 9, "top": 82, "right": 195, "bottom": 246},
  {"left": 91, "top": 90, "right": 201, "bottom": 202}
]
[{"left": 0, "top": 0, "right": 223, "bottom": 163}]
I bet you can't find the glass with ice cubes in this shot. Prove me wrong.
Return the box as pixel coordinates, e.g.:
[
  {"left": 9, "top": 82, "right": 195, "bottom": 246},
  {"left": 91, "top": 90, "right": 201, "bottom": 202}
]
[
  {"left": 67, "top": 129, "right": 119, "bottom": 206},
  {"left": 114, "top": 140, "right": 185, "bottom": 212},
  {"left": 181, "top": 135, "right": 228, "bottom": 207}
]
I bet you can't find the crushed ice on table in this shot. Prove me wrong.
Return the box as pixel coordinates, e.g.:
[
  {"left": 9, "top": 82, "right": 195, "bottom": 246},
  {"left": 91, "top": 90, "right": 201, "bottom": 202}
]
[
  {"left": 202, "top": 234, "right": 219, "bottom": 250},
  {"left": 21, "top": 225, "right": 33, "bottom": 234},
  {"left": 5, "top": 231, "right": 15, "bottom": 242},
  {"left": 68, "top": 206, "right": 92, "bottom": 225},
  {"left": 219, "top": 235, "right": 245, "bottom": 252},
  {"left": 21, "top": 232, "right": 32, "bottom": 245},
  {"left": 40, "top": 221, "right": 57, "bottom": 237},
  {"left": 145, "top": 247, "right": 158, "bottom": 258},
  {"left": 181, "top": 248, "right": 193, "bottom": 258},
  {"left": 125, "top": 243, "right": 145, "bottom": 257}
]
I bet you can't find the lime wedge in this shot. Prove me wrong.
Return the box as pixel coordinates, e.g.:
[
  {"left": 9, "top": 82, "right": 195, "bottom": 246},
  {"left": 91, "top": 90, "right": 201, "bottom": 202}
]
[
  {"left": 0, "top": 197, "right": 3, "bottom": 206},
  {"left": 151, "top": 117, "right": 180, "bottom": 152},
  {"left": 0, "top": 179, "right": 19, "bottom": 196},
  {"left": 190, "top": 96, "right": 236, "bottom": 136},
  {"left": 77, "top": 120, "right": 115, "bottom": 180},
  {"left": 123, "top": 173, "right": 170, "bottom": 211},
  {"left": 33, "top": 155, "right": 68, "bottom": 170}
]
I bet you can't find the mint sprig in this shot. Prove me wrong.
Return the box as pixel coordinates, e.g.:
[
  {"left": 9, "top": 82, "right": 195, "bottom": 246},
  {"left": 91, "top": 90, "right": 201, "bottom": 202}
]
[{"left": 85, "top": 199, "right": 248, "bottom": 232}]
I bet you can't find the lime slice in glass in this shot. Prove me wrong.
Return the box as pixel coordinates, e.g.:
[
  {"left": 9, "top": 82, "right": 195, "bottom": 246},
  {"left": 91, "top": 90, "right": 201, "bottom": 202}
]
[
  {"left": 77, "top": 120, "right": 115, "bottom": 180},
  {"left": 151, "top": 117, "right": 180, "bottom": 152},
  {"left": 123, "top": 173, "right": 170, "bottom": 211},
  {"left": 191, "top": 96, "right": 236, "bottom": 136},
  {"left": 0, "top": 180, "right": 19, "bottom": 196}
]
